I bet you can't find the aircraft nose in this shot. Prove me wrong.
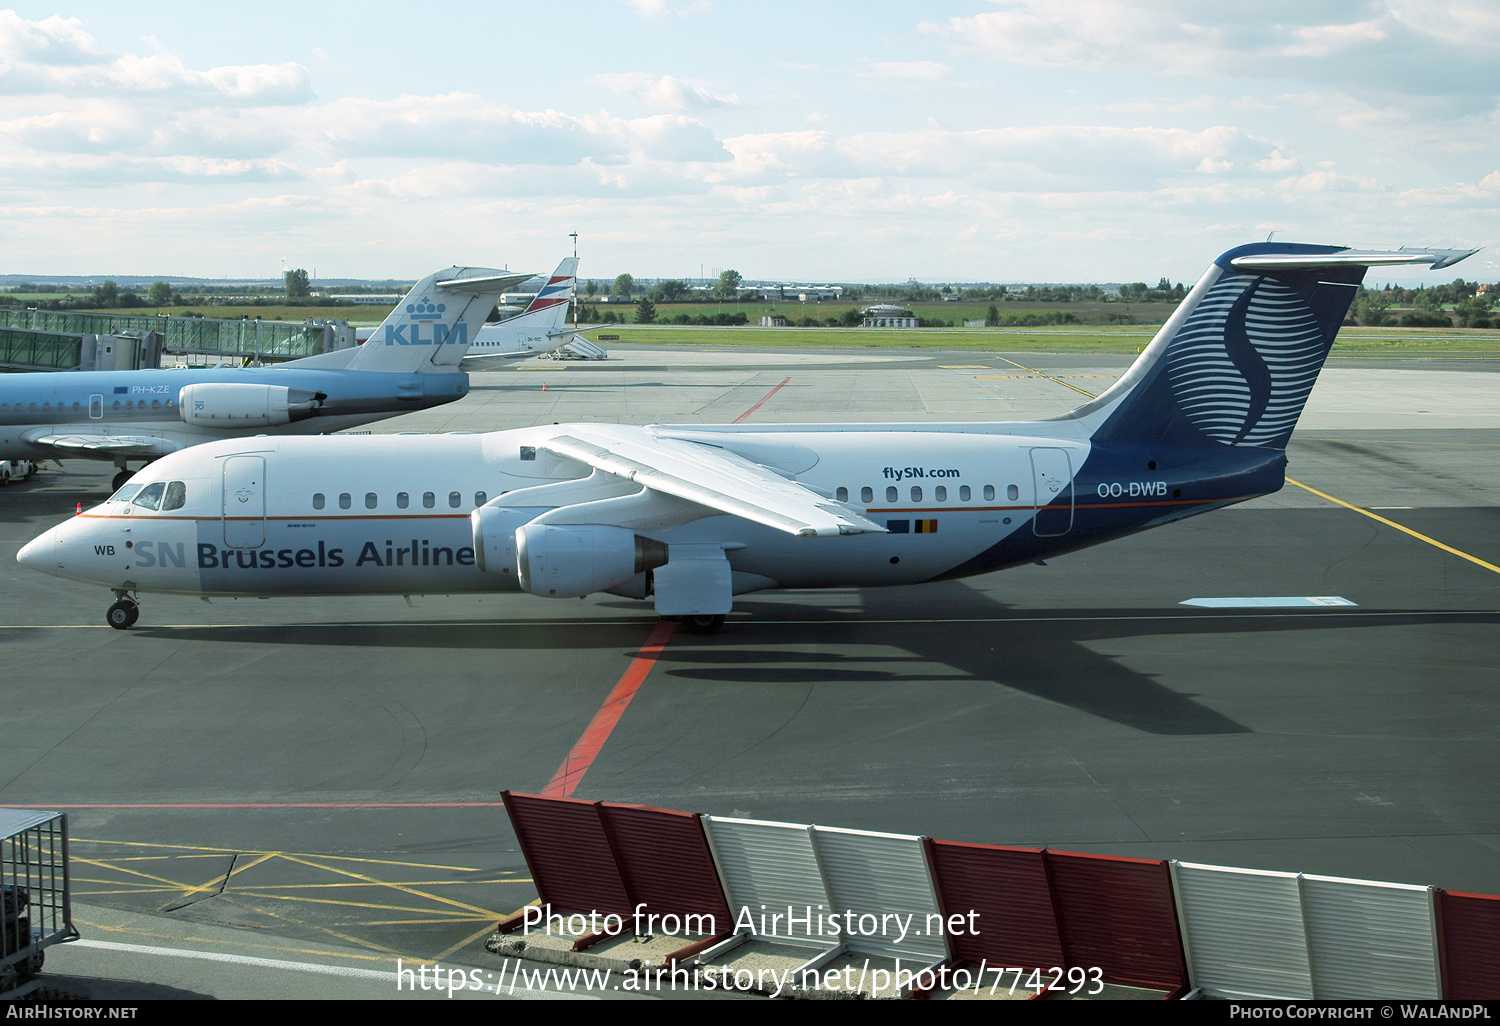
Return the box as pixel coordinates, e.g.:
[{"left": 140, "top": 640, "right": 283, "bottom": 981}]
[{"left": 16, "top": 528, "right": 58, "bottom": 573}]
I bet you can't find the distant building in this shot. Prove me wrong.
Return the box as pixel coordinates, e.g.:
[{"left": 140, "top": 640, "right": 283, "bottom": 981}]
[
  {"left": 862, "top": 304, "right": 917, "bottom": 328},
  {"left": 760, "top": 315, "right": 788, "bottom": 327},
  {"left": 346, "top": 295, "right": 401, "bottom": 305}
]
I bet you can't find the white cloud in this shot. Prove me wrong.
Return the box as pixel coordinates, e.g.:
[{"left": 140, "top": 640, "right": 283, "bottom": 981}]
[
  {"left": 589, "top": 72, "right": 740, "bottom": 111},
  {"left": 625, "top": 0, "right": 712, "bottom": 16},
  {"left": 921, "top": 2, "right": 1499, "bottom": 103},
  {"left": 861, "top": 61, "right": 951, "bottom": 81}
]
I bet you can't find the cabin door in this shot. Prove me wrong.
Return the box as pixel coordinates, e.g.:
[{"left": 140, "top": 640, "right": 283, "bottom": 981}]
[{"left": 222, "top": 455, "right": 266, "bottom": 548}]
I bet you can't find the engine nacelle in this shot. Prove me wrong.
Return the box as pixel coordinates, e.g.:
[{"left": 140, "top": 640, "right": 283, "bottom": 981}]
[
  {"left": 470, "top": 505, "right": 533, "bottom": 577},
  {"left": 178, "top": 383, "right": 321, "bottom": 428},
  {"left": 515, "top": 523, "right": 667, "bottom": 599}
]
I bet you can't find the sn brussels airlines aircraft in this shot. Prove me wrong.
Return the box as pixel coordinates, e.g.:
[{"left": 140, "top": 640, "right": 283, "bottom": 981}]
[
  {"left": 0, "top": 267, "right": 530, "bottom": 488},
  {"left": 17, "top": 242, "right": 1475, "bottom": 631}
]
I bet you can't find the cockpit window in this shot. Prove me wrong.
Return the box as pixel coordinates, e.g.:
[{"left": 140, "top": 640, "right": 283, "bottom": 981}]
[
  {"left": 110, "top": 483, "right": 144, "bottom": 504},
  {"left": 132, "top": 482, "right": 165, "bottom": 511},
  {"left": 162, "top": 481, "right": 187, "bottom": 511}
]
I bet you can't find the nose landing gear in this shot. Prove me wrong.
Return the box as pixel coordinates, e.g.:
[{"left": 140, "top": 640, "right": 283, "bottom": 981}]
[{"left": 106, "top": 590, "right": 139, "bottom": 630}]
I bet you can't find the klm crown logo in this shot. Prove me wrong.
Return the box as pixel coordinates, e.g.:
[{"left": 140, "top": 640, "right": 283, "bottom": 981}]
[
  {"left": 408, "top": 296, "right": 445, "bottom": 321},
  {"left": 384, "top": 294, "right": 466, "bottom": 347}
]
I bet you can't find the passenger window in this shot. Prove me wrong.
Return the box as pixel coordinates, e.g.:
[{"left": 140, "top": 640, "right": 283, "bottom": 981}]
[
  {"left": 886, "top": 486, "right": 897, "bottom": 502},
  {"left": 397, "top": 492, "right": 409, "bottom": 509},
  {"left": 365, "top": 493, "right": 378, "bottom": 509},
  {"left": 861, "top": 486, "right": 873, "bottom": 504},
  {"left": 423, "top": 492, "right": 435, "bottom": 509},
  {"left": 448, "top": 491, "right": 461, "bottom": 508},
  {"left": 162, "top": 481, "right": 187, "bottom": 511},
  {"left": 983, "top": 485, "right": 995, "bottom": 501},
  {"left": 475, "top": 491, "right": 487, "bottom": 506},
  {"left": 835, "top": 486, "right": 848, "bottom": 501},
  {"left": 1007, "top": 484, "right": 1019, "bottom": 500},
  {"left": 132, "top": 482, "right": 165, "bottom": 511},
  {"left": 911, "top": 486, "right": 922, "bottom": 502},
  {"left": 935, "top": 486, "right": 946, "bottom": 502},
  {"left": 339, "top": 493, "right": 352, "bottom": 510},
  {"left": 960, "top": 485, "right": 971, "bottom": 502},
  {"left": 520, "top": 447, "right": 536, "bottom": 461},
  {"left": 313, "top": 493, "right": 325, "bottom": 510}
]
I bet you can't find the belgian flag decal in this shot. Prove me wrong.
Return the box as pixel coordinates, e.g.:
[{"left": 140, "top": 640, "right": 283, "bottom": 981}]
[{"left": 915, "top": 519, "right": 938, "bottom": 533}]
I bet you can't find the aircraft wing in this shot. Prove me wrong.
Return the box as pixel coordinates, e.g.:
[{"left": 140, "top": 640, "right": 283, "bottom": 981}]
[
  {"left": 539, "top": 425, "right": 885, "bottom": 538},
  {"left": 24, "top": 433, "right": 179, "bottom": 458}
]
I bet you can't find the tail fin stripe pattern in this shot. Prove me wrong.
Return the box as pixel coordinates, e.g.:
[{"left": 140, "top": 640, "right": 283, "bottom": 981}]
[{"left": 1164, "top": 274, "right": 1326, "bottom": 448}]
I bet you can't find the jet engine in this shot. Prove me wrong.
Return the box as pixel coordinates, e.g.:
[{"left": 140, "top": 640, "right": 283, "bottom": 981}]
[
  {"left": 515, "top": 523, "right": 667, "bottom": 599},
  {"left": 178, "top": 383, "right": 322, "bottom": 428}
]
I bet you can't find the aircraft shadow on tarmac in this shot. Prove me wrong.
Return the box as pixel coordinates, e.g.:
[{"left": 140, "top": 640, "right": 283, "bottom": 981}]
[{"left": 133, "top": 580, "right": 1498, "bottom": 738}]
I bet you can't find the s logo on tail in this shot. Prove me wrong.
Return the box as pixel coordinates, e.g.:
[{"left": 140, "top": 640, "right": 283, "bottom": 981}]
[{"left": 1167, "top": 273, "right": 1327, "bottom": 448}]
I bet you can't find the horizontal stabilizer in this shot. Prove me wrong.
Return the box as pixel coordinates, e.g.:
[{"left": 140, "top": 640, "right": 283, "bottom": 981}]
[
  {"left": 1231, "top": 247, "right": 1479, "bottom": 271},
  {"left": 435, "top": 272, "right": 535, "bottom": 293}
]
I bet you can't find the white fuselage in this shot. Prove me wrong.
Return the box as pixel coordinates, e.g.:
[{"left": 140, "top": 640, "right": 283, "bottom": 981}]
[{"left": 21, "top": 423, "right": 1116, "bottom": 599}]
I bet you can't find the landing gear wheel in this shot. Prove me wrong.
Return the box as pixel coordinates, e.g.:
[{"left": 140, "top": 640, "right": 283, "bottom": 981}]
[
  {"left": 106, "top": 600, "right": 139, "bottom": 630},
  {"left": 18, "top": 947, "right": 43, "bottom": 981},
  {"left": 682, "top": 614, "right": 725, "bottom": 635},
  {"left": 112, "top": 468, "right": 131, "bottom": 490}
]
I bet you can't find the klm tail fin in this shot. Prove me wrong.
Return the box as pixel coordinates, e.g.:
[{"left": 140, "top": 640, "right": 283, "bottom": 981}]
[
  {"left": 1077, "top": 243, "right": 1477, "bottom": 449},
  {"left": 292, "top": 267, "right": 533, "bottom": 372}
]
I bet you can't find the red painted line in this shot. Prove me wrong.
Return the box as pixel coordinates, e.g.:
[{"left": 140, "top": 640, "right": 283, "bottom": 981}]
[
  {"left": 733, "top": 376, "right": 791, "bottom": 423},
  {"left": 542, "top": 620, "right": 678, "bottom": 798}
]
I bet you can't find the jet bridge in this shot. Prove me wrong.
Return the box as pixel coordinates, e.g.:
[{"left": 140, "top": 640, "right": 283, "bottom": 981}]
[{"left": 0, "top": 309, "right": 354, "bottom": 366}]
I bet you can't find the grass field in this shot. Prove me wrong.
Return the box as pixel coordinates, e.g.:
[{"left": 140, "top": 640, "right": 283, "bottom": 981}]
[
  {"left": 14, "top": 299, "right": 1499, "bottom": 356},
  {"left": 580, "top": 323, "right": 1500, "bottom": 356}
]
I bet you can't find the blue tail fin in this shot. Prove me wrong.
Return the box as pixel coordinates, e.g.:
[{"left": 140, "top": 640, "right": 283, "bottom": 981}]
[{"left": 1077, "top": 242, "right": 1477, "bottom": 449}]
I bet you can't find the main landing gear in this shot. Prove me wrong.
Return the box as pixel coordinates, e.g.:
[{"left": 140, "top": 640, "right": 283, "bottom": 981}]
[
  {"left": 106, "top": 590, "right": 139, "bottom": 630},
  {"left": 680, "top": 614, "right": 725, "bottom": 635}
]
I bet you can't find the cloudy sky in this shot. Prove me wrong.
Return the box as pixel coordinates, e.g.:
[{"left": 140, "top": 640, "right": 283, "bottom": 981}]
[{"left": 1, "top": 1, "right": 1496, "bottom": 284}]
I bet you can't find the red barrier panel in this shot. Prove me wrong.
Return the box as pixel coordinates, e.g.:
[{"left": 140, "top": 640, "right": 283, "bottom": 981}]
[
  {"left": 501, "top": 792, "right": 730, "bottom": 936},
  {"left": 599, "top": 804, "right": 731, "bottom": 933},
  {"left": 1045, "top": 850, "right": 1186, "bottom": 989},
  {"left": 502, "top": 791, "right": 632, "bottom": 919},
  {"left": 926, "top": 840, "right": 1062, "bottom": 968},
  {"left": 1437, "top": 890, "right": 1500, "bottom": 998}
]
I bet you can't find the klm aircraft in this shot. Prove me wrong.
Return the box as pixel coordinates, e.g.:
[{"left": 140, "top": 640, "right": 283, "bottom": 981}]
[
  {"left": 0, "top": 266, "right": 530, "bottom": 488},
  {"left": 16, "top": 242, "right": 1475, "bottom": 631},
  {"left": 352, "top": 258, "right": 588, "bottom": 365}
]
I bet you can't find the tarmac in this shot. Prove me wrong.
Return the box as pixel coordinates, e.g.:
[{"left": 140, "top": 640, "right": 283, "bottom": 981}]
[{"left": 1, "top": 343, "right": 1497, "bottom": 1000}]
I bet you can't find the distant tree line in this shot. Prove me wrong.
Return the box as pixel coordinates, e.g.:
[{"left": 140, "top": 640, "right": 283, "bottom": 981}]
[{"left": 1349, "top": 279, "right": 1496, "bottom": 328}]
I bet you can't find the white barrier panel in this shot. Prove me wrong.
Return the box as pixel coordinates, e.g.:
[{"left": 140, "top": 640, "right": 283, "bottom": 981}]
[
  {"left": 1301, "top": 875, "right": 1440, "bottom": 999},
  {"left": 701, "top": 817, "right": 830, "bottom": 941},
  {"left": 811, "top": 826, "right": 946, "bottom": 960},
  {"left": 1171, "top": 863, "right": 1313, "bottom": 999}
]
